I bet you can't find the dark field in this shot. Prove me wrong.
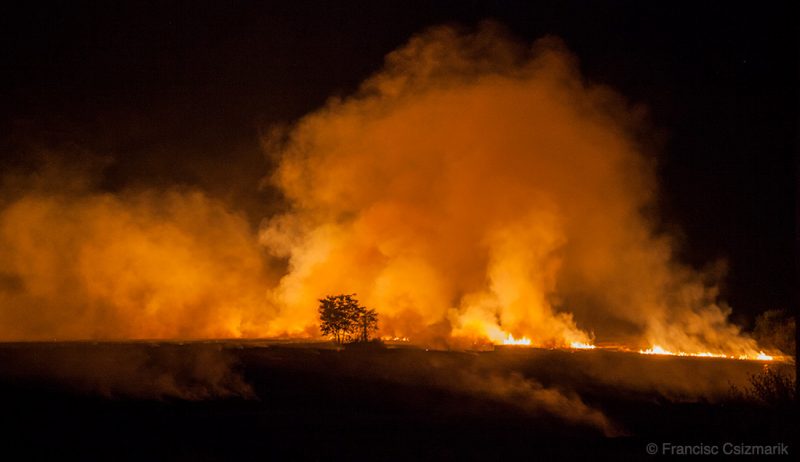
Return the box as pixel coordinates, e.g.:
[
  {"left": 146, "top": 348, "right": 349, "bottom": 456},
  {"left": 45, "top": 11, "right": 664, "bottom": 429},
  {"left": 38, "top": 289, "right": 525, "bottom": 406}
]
[{"left": 0, "top": 342, "right": 794, "bottom": 460}]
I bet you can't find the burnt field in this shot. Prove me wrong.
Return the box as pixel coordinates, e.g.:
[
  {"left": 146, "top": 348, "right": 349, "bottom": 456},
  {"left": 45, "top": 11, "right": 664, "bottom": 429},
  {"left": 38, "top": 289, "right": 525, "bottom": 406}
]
[{"left": 0, "top": 341, "right": 794, "bottom": 460}]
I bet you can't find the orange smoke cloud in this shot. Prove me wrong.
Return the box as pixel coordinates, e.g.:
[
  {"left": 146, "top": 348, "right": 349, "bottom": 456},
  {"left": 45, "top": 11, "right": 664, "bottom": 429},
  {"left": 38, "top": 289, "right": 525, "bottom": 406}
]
[
  {"left": 0, "top": 164, "right": 278, "bottom": 340},
  {"left": 0, "top": 24, "right": 771, "bottom": 358},
  {"left": 261, "top": 23, "right": 763, "bottom": 355}
]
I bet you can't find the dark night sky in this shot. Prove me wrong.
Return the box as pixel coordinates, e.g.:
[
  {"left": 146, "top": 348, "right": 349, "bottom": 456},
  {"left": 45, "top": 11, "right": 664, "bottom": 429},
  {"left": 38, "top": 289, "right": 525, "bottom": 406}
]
[{"left": 0, "top": 1, "right": 796, "bottom": 324}]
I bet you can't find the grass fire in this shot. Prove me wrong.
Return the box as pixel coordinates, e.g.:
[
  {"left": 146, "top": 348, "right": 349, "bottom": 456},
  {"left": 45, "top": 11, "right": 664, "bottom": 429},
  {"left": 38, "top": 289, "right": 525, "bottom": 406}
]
[{"left": 0, "top": 3, "right": 794, "bottom": 459}]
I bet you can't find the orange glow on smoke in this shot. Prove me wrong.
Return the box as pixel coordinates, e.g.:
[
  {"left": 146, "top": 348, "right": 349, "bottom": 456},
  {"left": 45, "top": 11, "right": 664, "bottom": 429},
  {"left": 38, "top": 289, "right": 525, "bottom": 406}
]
[
  {"left": 259, "top": 23, "right": 778, "bottom": 358},
  {"left": 0, "top": 23, "right": 789, "bottom": 363}
]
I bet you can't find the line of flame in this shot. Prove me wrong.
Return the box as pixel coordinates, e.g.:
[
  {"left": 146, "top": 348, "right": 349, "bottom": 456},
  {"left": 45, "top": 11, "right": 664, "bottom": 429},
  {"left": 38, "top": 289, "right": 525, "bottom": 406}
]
[
  {"left": 391, "top": 335, "right": 781, "bottom": 361},
  {"left": 501, "top": 333, "right": 532, "bottom": 345},
  {"left": 638, "top": 344, "right": 774, "bottom": 361}
]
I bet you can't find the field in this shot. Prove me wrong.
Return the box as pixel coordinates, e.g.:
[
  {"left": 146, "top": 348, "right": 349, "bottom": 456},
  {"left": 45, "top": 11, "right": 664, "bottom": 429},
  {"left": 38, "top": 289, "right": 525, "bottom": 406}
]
[{"left": 0, "top": 341, "right": 794, "bottom": 460}]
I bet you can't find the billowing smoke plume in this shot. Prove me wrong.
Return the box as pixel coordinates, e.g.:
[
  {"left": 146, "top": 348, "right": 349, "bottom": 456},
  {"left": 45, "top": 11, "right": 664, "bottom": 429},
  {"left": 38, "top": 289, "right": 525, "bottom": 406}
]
[
  {"left": 0, "top": 23, "right": 767, "bottom": 357},
  {"left": 262, "top": 23, "right": 760, "bottom": 355},
  {"left": 0, "top": 161, "right": 279, "bottom": 340}
]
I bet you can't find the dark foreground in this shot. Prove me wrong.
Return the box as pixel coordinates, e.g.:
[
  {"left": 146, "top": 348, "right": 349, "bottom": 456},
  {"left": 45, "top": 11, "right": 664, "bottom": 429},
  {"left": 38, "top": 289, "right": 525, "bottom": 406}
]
[{"left": 0, "top": 341, "right": 794, "bottom": 460}]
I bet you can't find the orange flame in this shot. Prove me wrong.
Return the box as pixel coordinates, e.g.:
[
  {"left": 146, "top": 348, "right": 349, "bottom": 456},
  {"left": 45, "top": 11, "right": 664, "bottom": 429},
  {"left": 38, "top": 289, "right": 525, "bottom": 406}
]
[
  {"left": 638, "top": 344, "right": 777, "bottom": 361},
  {"left": 502, "top": 334, "right": 532, "bottom": 346}
]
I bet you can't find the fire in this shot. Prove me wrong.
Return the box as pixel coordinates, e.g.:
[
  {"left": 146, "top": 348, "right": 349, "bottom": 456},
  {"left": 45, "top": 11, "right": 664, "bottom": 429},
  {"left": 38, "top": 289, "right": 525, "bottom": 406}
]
[
  {"left": 498, "top": 335, "right": 597, "bottom": 349},
  {"left": 756, "top": 352, "right": 774, "bottom": 361},
  {"left": 638, "top": 345, "right": 776, "bottom": 361},
  {"left": 0, "top": 23, "right": 789, "bottom": 364},
  {"left": 502, "top": 334, "right": 532, "bottom": 346},
  {"left": 257, "top": 24, "right": 776, "bottom": 360},
  {"left": 639, "top": 345, "right": 674, "bottom": 356}
]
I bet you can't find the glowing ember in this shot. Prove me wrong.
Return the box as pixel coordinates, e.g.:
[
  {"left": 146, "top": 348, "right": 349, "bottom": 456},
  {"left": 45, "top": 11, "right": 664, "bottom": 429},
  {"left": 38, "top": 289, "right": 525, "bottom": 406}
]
[
  {"left": 570, "top": 342, "right": 597, "bottom": 350},
  {"left": 502, "top": 334, "right": 532, "bottom": 346}
]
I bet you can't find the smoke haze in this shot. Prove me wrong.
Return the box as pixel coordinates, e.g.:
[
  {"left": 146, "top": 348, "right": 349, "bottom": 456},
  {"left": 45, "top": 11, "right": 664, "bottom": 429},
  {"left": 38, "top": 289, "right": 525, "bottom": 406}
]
[
  {"left": 0, "top": 23, "right": 767, "bottom": 357},
  {"left": 0, "top": 161, "right": 278, "bottom": 340},
  {"left": 261, "top": 23, "right": 760, "bottom": 355}
]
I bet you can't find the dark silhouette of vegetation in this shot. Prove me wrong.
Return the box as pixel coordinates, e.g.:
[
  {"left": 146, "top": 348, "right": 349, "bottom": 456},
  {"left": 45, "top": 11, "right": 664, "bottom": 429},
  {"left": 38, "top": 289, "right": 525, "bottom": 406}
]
[
  {"left": 729, "top": 365, "right": 796, "bottom": 406},
  {"left": 357, "top": 307, "right": 378, "bottom": 342},
  {"left": 318, "top": 294, "right": 378, "bottom": 344}
]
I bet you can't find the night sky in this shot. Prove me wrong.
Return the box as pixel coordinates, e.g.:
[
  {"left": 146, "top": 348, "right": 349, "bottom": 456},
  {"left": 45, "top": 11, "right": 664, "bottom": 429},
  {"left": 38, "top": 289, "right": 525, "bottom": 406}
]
[{"left": 1, "top": 1, "right": 795, "bottom": 325}]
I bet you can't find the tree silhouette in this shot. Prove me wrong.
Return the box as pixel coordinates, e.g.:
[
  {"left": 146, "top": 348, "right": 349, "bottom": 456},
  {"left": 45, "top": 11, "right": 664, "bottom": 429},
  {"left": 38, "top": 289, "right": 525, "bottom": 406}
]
[
  {"left": 357, "top": 308, "right": 378, "bottom": 342},
  {"left": 318, "top": 294, "right": 378, "bottom": 344}
]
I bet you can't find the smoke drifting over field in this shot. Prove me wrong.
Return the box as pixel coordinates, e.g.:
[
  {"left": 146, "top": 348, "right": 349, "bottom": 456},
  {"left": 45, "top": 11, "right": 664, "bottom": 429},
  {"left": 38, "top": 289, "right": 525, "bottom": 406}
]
[
  {"left": 0, "top": 161, "right": 278, "bottom": 340},
  {"left": 0, "top": 24, "right": 769, "bottom": 357}
]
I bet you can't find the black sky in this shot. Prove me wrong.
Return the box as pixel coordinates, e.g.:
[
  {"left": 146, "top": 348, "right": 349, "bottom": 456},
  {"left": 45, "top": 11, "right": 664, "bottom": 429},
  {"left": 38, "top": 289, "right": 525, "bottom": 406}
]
[{"left": 1, "top": 1, "right": 796, "bottom": 323}]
